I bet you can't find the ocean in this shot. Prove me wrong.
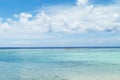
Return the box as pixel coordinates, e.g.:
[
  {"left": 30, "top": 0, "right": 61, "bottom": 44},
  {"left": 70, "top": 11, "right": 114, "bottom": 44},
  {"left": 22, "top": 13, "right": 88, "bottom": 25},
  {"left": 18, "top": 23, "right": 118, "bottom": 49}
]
[{"left": 0, "top": 48, "right": 120, "bottom": 80}]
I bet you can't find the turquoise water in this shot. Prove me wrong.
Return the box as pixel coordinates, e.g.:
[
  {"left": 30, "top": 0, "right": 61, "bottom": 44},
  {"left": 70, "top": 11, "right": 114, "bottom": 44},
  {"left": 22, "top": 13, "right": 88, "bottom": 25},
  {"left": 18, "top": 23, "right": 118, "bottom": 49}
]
[{"left": 0, "top": 48, "right": 120, "bottom": 80}]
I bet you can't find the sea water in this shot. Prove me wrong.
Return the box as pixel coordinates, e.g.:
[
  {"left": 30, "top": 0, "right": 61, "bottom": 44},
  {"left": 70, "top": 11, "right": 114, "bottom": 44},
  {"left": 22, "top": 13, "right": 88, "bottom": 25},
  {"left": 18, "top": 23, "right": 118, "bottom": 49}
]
[{"left": 0, "top": 48, "right": 120, "bottom": 80}]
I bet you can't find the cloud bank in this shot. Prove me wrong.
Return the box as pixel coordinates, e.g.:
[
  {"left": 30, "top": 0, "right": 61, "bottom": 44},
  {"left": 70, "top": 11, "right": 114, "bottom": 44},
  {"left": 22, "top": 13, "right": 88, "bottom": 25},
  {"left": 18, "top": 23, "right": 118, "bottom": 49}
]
[{"left": 0, "top": 0, "right": 120, "bottom": 34}]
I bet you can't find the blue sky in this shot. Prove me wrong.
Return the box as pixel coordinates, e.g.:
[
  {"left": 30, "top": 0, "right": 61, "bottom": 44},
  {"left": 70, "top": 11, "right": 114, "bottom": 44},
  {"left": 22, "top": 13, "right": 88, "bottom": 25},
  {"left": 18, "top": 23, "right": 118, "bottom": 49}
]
[
  {"left": 0, "top": 0, "right": 75, "bottom": 18},
  {"left": 0, "top": 0, "right": 120, "bottom": 47}
]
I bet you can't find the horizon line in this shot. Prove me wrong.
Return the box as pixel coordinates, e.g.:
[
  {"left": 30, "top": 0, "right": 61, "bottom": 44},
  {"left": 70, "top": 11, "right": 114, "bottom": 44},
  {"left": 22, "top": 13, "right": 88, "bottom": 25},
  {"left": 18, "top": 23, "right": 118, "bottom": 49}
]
[{"left": 0, "top": 46, "right": 120, "bottom": 49}]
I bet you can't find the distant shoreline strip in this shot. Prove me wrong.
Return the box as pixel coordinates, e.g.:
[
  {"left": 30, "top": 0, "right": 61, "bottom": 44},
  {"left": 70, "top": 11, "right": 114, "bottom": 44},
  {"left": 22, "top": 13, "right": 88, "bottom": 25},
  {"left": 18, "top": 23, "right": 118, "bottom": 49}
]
[{"left": 0, "top": 47, "right": 120, "bottom": 49}]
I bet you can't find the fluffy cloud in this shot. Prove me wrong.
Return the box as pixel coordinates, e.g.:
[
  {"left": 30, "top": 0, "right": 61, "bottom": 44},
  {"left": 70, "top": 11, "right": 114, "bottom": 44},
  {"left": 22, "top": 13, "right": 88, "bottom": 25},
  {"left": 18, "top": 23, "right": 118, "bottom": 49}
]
[
  {"left": 77, "top": 0, "right": 88, "bottom": 6},
  {"left": 0, "top": 0, "right": 120, "bottom": 34}
]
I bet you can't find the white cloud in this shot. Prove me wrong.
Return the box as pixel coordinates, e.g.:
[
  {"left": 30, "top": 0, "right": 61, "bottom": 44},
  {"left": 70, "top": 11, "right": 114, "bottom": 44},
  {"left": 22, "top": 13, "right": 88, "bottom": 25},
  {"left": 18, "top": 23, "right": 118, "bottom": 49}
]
[
  {"left": 77, "top": 0, "right": 88, "bottom": 6},
  {"left": 0, "top": 0, "right": 120, "bottom": 35},
  {"left": 12, "top": 40, "right": 29, "bottom": 44}
]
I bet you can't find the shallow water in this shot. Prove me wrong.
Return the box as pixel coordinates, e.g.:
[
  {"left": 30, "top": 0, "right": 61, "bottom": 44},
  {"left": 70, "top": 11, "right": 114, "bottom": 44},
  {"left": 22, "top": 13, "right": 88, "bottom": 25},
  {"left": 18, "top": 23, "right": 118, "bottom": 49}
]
[{"left": 0, "top": 48, "right": 120, "bottom": 80}]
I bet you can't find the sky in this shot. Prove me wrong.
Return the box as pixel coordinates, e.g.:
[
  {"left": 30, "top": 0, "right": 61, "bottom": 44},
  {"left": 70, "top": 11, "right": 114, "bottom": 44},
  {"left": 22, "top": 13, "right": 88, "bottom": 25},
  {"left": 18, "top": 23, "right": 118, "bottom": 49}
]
[{"left": 0, "top": 0, "right": 120, "bottom": 47}]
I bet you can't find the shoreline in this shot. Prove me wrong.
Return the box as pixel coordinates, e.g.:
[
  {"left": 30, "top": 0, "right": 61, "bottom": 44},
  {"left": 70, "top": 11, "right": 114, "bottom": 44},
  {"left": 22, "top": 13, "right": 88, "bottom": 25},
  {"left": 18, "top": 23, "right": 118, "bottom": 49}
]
[{"left": 0, "top": 47, "right": 120, "bottom": 49}]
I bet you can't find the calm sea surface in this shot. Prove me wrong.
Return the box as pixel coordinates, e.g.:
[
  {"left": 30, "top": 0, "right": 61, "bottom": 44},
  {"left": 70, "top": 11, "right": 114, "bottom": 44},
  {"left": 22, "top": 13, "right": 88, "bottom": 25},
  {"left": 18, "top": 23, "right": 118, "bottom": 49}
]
[{"left": 0, "top": 48, "right": 120, "bottom": 80}]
